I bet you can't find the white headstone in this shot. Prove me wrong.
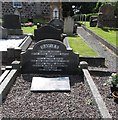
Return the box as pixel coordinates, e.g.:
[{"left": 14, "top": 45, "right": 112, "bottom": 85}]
[{"left": 64, "top": 16, "right": 74, "bottom": 35}]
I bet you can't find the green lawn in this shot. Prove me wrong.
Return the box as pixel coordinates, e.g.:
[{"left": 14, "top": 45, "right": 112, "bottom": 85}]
[
  {"left": 68, "top": 36, "right": 98, "bottom": 57},
  {"left": 22, "top": 25, "right": 37, "bottom": 35},
  {"left": 22, "top": 26, "right": 98, "bottom": 57},
  {"left": 86, "top": 22, "right": 117, "bottom": 47}
]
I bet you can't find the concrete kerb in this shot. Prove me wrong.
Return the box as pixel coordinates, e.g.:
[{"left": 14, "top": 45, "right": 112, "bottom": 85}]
[
  {"left": 19, "top": 36, "right": 32, "bottom": 51},
  {"left": 0, "top": 61, "right": 20, "bottom": 104},
  {"left": 83, "top": 26, "right": 118, "bottom": 55},
  {"left": 82, "top": 68, "right": 112, "bottom": 119}
]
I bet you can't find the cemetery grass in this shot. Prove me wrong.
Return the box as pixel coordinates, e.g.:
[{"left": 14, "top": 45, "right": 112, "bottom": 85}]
[
  {"left": 21, "top": 26, "right": 98, "bottom": 57},
  {"left": 22, "top": 25, "right": 37, "bottom": 35},
  {"left": 86, "top": 22, "right": 117, "bottom": 47},
  {"left": 68, "top": 36, "right": 98, "bottom": 57}
]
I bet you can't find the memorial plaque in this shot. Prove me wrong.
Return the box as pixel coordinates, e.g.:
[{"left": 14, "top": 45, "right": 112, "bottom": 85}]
[
  {"left": 34, "top": 25, "right": 62, "bottom": 42},
  {"left": 21, "top": 39, "right": 79, "bottom": 74},
  {"left": 30, "top": 77, "right": 70, "bottom": 91}
]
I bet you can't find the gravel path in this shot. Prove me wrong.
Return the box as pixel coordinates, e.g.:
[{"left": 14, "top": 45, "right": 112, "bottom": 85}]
[
  {"left": 77, "top": 27, "right": 118, "bottom": 72},
  {"left": 2, "top": 74, "right": 101, "bottom": 119},
  {"left": 92, "top": 75, "right": 118, "bottom": 119}
]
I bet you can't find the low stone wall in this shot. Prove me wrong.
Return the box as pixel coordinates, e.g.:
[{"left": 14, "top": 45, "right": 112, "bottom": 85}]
[
  {"left": 80, "top": 56, "right": 105, "bottom": 67},
  {"left": 83, "top": 26, "right": 118, "bottom": 55}
]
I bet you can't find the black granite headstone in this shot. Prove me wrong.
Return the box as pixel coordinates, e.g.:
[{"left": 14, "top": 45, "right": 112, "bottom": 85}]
[
  {"left": 34, "top": 25, "right": 62, "bottom": 42},
  {"left": 90, "top": 16, "right": 97, "bottom": 27},
  {"left": 2, "top": 15, "right": 21, "bottom": 29},
  {"left": 48, "top": 19, "right": 64, "bottom": 30},
  {"left": 21, "top": 39, "right": 79, "bottom": 74}
]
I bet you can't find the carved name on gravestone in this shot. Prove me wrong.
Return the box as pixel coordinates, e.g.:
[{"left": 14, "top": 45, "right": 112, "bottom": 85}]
[
  {"left": 21, "top": 39, "right": 79, "bottom": 74},
  {"left": 34, "top": 25, "right": 62, "bottom": 42}
]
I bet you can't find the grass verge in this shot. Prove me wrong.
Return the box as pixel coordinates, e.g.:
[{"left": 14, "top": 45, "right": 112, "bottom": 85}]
[
  {"left": 86, "top": 22, "right": 117, "bottom": 47},
  {"left": 68, "top": 36, "right": 98, "bottom": 57},
  {"left": 22, "top": 25, "right": 37, "bottom": 35}
]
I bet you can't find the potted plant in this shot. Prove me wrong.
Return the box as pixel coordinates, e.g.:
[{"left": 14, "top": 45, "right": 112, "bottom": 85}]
[
  {"left": 109, "top": 73, "right": 118, "bottom": 93},
  {"left": 112, "top": 91, "right": 118, "bottom": 102},
  {"left": 104, "top": 73, "right": 118, "bottom": 99}
]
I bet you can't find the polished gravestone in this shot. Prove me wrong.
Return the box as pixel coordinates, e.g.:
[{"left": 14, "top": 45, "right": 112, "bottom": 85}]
[
  {"left": 2, "top": 15, "right": 21, "bottom": 29},
  {"left": 2, "top": 15, "right": 23, "bottom": 35},
  {"left": 21, "top": 39, "right": 79, "bottom": 91},
  {"left": 48, "top": 19, "right": 64, "bottom": 30},
  {"left": 34, "top": 25, "right": 62, "bottom": 42},
  {"left": 21, "top": 39, "right": 79, "bottom": 74}
]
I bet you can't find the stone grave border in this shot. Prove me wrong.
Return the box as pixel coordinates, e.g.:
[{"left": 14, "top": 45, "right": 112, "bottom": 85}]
[
  {"left": 0, "top": 60, "right": 112, "bottom": 119},
  {"left": 1, "top": 35, "right": 32, "bottom": 65},
  {"left": 83, "top": 26, "right": 118, "bottom": 55},
  {"left": 64, "top": 37, "right": 105, "bottom": 67}
]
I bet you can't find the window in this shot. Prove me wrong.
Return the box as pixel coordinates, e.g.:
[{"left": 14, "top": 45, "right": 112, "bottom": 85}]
[{"left": 13, "top": 0, "right": 22, "bottom": 8}]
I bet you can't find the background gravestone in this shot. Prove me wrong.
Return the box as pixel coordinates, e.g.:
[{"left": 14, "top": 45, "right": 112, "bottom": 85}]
[
  {"left": 97, "top": 4, "right": 117, "bottom": 28},
  {"left": 3, "top": 15, "right": 21, "bottom": 29},
  {"left": 48, "top": 19, "right": 64, "bottom": 31},
  {"left": 34, "top": 25, "right": 62, "bottom": 42},
  {"left": 64, "top": 16, "right": 74, "bottom": 35},
  {"left": 90, "top": 16, "right": 98, "bottom": 27},
  {"left": 2, "top": 15, "right": 23, "bottom": 35},
  {"left": 0, "top": 26, "right": 8, "bottom": 39},
  {"left": 21, "top": 39, "right": 79, "bottom": 74}
]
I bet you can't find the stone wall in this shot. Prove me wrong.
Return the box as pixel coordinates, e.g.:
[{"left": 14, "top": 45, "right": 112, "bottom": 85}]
[{"left": 2, "top": 2, "right": 50, "bottom": 19}]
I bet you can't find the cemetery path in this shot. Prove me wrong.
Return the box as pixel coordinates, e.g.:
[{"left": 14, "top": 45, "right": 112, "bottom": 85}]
[{"left": 77, "top": 27, "right": 117, "bottom": 72}]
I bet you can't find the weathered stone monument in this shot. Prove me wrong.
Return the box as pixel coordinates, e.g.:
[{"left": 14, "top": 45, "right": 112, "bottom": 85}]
[
  {"left": 97, "top": 4, "right": 117, "bottom": 28},
  {"left": 21, "top": 39, "right": 79, "bottom": 74},
  {"left": 2, "top": 15, "right": 23, "bottom": 35},
  {"left": 34, "top": 25, "right": 62, "bottom": 42},
  {"left": 64, "top": 16, "right": 74, "bottom": 35}
]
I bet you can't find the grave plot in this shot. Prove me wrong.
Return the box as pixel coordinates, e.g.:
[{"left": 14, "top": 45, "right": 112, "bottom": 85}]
[
  {"left": 2, "top": 74, "right": 101, "bottom": 118},
  {"left": 1, "top": 38, "right": 112, "bottom": 119},
  {"left": 0, "top": 35, "right": 32, "bottom": 65},
  {"left": 0, "top": 15, "right": 32, "bottom": 66},
  {"left": 92, "top": 75, "right": 118, "bottom": 119}
]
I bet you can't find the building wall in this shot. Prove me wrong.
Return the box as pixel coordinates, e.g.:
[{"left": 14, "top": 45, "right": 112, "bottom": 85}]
[{"left": 2, "top": 2, "right": 50, "bottom": 19}]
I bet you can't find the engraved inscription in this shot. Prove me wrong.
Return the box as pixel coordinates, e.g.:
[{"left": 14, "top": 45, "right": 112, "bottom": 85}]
[
  {"left": 21, "top": 39, "right": 79, "bottom": 73},
  {"left": 40, "top": 44, "right": 59, "bottom": 50},
  {"left": 31, "top": 50, "right": 69, "bottom": 71}
]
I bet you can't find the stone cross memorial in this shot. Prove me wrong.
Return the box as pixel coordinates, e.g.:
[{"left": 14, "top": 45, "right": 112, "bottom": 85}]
[{"left": 21, "top": 39, "right": 79, "bottom": 74}]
